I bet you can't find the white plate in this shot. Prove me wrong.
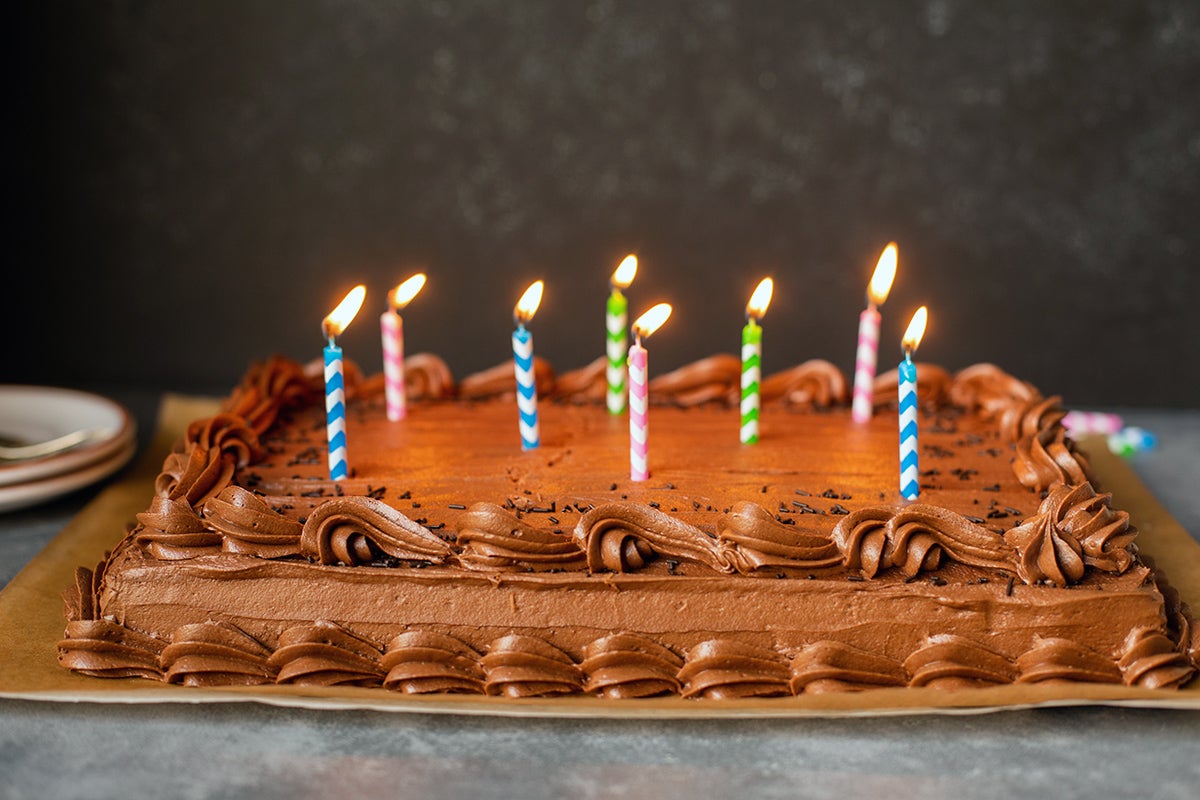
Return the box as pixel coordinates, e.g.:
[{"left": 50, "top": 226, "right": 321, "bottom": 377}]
[
  {"left": 0, "top": 438, "right": 137, "bottom": 513},
  {"left": 0, "top": 386, "right": 135, "bottom": 488}
]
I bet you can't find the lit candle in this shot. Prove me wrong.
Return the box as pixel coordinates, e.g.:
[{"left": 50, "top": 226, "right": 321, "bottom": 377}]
[
  {"left": 898, "top": 306, "right": 928, "bottom": 501},
  {"left": 322, "top": 285, "right": 367, "bottom": 481},
  {"left": 606, "top": 254, "right": 638, "bottom": 415},
  {"left": 852, "top": 243, "right": 898, "bottom": 423},
  {"left": 740, "top": 278, "right": 774, "bottom": 445},
  {"left": 513, "top": 280, "right": 545, "bottom": 451},
  {"left": 380, "top": 273, "right": 426, "bottom": 422},
  {"left": 629, "top": 303, "right": 672, "bottom": 481}
]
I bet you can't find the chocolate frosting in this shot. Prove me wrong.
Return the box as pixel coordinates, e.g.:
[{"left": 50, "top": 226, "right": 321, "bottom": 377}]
[
  {"left": 873, "top": 362, "right": 952, "bottom": 408},
  {"left": 299, "top": 496, "right": 453, "bottom": 566},
  {"left": 202, "top": 486, "right": 303, "bottom": 559},
  {"left": 58, "top": 353, "right": 1198, "bottom": 697},
  {"left": 382, "top": 630, "right": 485, "bottom": 694},
  {"left": 459, "top": 356, "right": 555, "bottom": 401},
  {"left": 457, "top": 502, "right": 586, "bottom": 572},
  {"left": 678, "top": 639, "right": 791, "bottom": 699},
  {"left": 269, "top": 621, "right": 385, "bottom": 686},
  {"left": 482, "top": 634, "right": 582, "bottom": 698},
  {"left": 580, "top": 633, "right": 684, "bottom": 698},
  {"left": 161, "top": 622, "right": 276, "bottom": 686}
]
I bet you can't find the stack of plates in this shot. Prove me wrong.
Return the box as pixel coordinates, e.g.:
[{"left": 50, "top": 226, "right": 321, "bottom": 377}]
[{"left": 0, "top": 387, "right": 137, "bottom": 513}]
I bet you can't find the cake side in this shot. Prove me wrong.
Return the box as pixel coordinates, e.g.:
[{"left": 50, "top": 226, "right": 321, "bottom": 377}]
[{"left": 58, "top": 355, "right": 1198, "bottom": 696}]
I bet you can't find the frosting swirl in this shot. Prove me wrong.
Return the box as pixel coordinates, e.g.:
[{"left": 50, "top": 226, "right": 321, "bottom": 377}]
[
  {"left": 202, "top": 486, "right": 304, "bottom": 559},
  {"left": 269, "top": 622, "right": 385, "bottom": 686},
  {"left": 648, "top": 354, "right": 741, "bottom": 407},
  {"left": 1000, "top": 395, "right": 1067, "bottom": 444},
  {"left": 790, "top": 641, "right": 908, "bottom": 694},
  {"left": 481, "top": 634, "right": 582, "bottom": 697},
  {"left": 580, "top": 633, "right": 683, "bottom": 698},
  {"left": 833, "top": 505, "right": 1013, "bottom": 578},
  {"left": 1118, "top": 627, "right": 1196, "bottom": 689},
  {"left": 158, "top": 414, "right": 261, "bottom": 508},
  {"left": 222, "top": 356, "right": 316, "bottom": 436},
  {"left": 300, "top": 496, "right": 454, "bottom": 566},
  {"left": 904, "top": 635, "right": 1015, "bottom": 689},
  {"left": 1006, "top": 483, "right": 1135, "bottom": 586},
  {"left": 717, "top": 501, "right": 842, "bottom": 571},
  {"left": 56, "top": 619, "right": 165, "bottom": 680},
  {"left": 678, "top": 639, "right": 791, "bottom": 699},
  {"left": 1012, "top": 426, "right": 1092, "bottom": 492},
  {"left": 761, "top": 359, "right": 848, "bottom": 409},
  {"left": 950, "top": 363, "right": 1038, "bottom": 419},
  {"left": 1015, "top": 638, "right": 1123, "bottom": 684},
  {"left": 550, "top": 356, "right": 607, "bottom": 404},
  {"left": 161, "top": 622, "right": 276, "bottom": 686},
  {"left": 575, "top": 503, "right": 737, "bottom": 574},
  {"left": 382, "top": 630, "right": 486, "bottom": 694},
  {"left": 135, "top": 495, "right": 223, "bottom": 560},
  {"left": 456, "top": 503, "right": 586, "bottom": 572}
]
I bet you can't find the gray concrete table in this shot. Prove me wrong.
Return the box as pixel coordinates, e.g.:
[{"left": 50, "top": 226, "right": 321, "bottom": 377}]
[{"left": 1, "top": 398, "right": 1198, "bottom": 799}]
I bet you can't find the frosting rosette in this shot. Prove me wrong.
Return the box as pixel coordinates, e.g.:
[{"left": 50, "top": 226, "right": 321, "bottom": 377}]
[
  {"left": 157, "top": 413, "right": 262, "bottom": 508},
  {"left": 905, "top": 635, "right": 1015, "bottom": 689},
  {"left": 1012, "top": 426, "right": 1093, "bottom": 492},
  {"left": 949, "top": 363, "right": 1038, "bottom": 419},
  {"left": 222, "top": 356, "right": 316, "bottom": 435},
  {"left": 717, "top": 501, "right": 842, "bottom": 571},
  {"left": 550, "top": 356, "right": 607, "bottom": 404},
  {"left": 1006, "top": 483, "right": 1135, "bottom": 586},
  {"left": 790, "top": 641, "right": 908, "bottom": 694}
]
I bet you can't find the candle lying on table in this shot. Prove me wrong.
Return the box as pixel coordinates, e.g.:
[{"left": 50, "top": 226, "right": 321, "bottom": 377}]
[
  {"left": 741, "top": 277, "right": 774, "bottom": 445},
  {"left": 322, "top": 285, "right": 367, "bottom": 481},
  {"left": 852, "top": 243, "right": 898, "bottom": 423},
  {"left": 629, "top": 303, "right": 672, "bottom": 481},
  {"left": 607, "top": 255, "right": 638, "bottom": 415},
  {"left": 898, "top": 306, "right": 928, "bottom": 501},
  {"left": 513, "top": 280, "right": 545, "bottom": 451},
  {"left": 381, "top": 273, "right": 426, "bottom": 422}
]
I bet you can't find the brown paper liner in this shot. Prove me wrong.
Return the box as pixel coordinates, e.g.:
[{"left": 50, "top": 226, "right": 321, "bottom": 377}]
[{"left": 1, "top": 395, "right": 1198, "bottom": 717}]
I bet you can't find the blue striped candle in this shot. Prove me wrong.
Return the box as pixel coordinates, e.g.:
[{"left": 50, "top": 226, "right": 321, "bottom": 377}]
[
  {"left": 325, "top": 342, "right": 349, "bottom": 480},
  {"left": 513, "top": 324, "right": 540, "bottom": 450},
  {"left": 512, "top": 280, "right": 544, "bottom": 451},
  {"left": 897, "top": 355, "right": 919, "bottom": 500},
  {"left": 321, "top": 284, "right": 366, "bottom": 481},
  {"left": 897, "top": 305, "right": 927, "bottom": 501}
]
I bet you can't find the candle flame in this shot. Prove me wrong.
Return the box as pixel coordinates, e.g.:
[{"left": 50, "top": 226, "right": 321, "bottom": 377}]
[
  {"left": 389, "top": 273, "right": 427, "bottom": 309},
  {"left": 323, "top": 285, "right": 367, "bottom": 339},
  {"left": 514, "top": 280, "right": 544, "bottom": 324},
  {"left": 632, "top": 303, "right": 672, "bottom": 340},
  {"left": 611, "top": 254, "right": 638, "bottom": 289},
  {"left": 902, "top": 306, "right": 928, "bottom": 353},
  {"left": 746, "top": 277, "right": 774, "bottom": 320},
  {"left": 867, "top": 243, "right": 898, "bottom": 306}
]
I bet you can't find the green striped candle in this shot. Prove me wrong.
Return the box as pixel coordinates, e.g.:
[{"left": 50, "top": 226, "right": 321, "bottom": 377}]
[
  {"left": 740, "top": 278, "right": 773, "bottom": 445},
  {"left": 606, "top": 255, "right": 638, "bottom": 415}
]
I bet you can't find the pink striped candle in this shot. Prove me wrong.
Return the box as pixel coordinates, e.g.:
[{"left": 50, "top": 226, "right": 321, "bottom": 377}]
[
  {"left": 852, "top": 243, "right": 898, "bottom": 424},
  {"left": 628, "top": 303, "right": 672, "bottom": 482},
  {"left": 380, "top": 274, "right": 426, "bottom": 422}
]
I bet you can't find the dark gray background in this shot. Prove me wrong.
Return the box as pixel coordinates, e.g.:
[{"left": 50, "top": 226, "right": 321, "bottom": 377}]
[{"left": 7, "top": 0, "right": 1199, "bottom": 406}]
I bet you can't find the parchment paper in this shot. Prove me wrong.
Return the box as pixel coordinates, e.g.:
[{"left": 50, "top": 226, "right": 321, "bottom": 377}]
[{"left": 1, "top": 395, "right": 1197, "bottom": 717}]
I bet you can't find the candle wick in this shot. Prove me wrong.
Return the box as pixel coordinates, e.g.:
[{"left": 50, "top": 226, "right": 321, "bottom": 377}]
[{"left": 904, "top": 348, "right": 914, "bottom": 365}]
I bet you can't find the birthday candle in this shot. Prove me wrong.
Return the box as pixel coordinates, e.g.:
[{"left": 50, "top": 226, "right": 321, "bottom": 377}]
[
  {"left": 322, "top": 285, "right": 367, "bottom": 481},
  {"left": 852, "top": 243, "right": 898, "bottom": 423},
  {"left": 381, "top": 273, "right": 426, "bottom": 422},
  {"left": 740, "top": 278, "right": 773, "bottom": 445},
  {"left": 629, "top": 303, "right": 672, "bottom": 481},
  {"left": 513, "top": 280, "right": 544, "bottom": 451},
  {"left": 898, "top": 306, "right": 928, "bottom": 501},
  {"left": 606, "top": 255, "right": 638, "bottom": 415}
]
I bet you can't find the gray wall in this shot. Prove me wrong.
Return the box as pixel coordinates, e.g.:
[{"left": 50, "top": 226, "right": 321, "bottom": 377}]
[{"left": 8, "top": 1, "right": 1200, "bottom": 406}]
